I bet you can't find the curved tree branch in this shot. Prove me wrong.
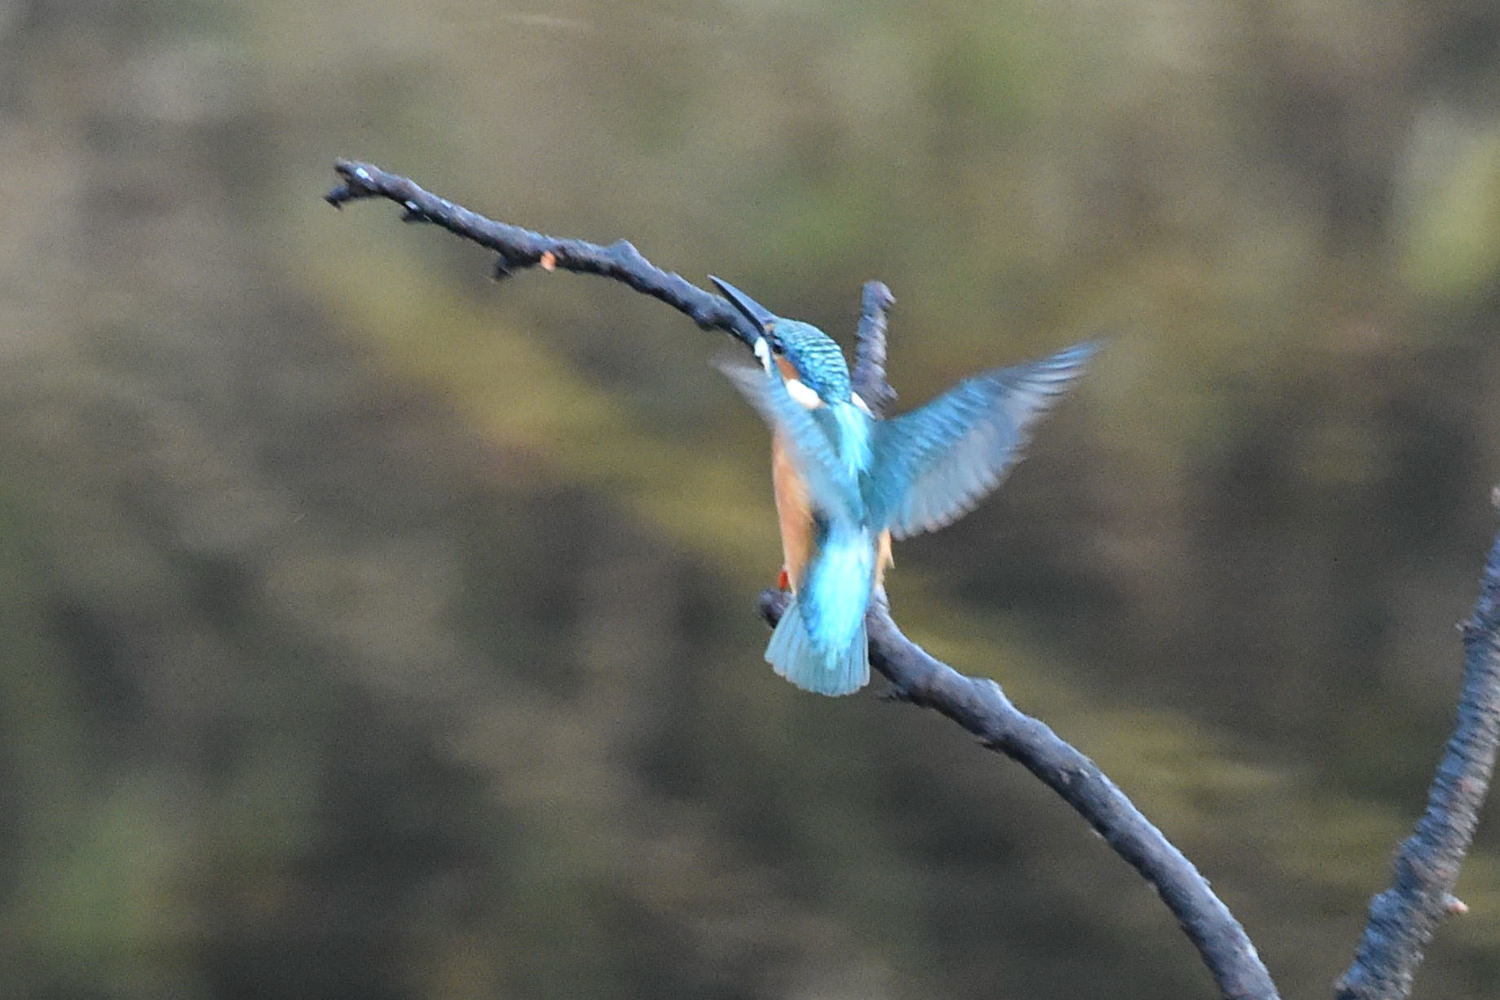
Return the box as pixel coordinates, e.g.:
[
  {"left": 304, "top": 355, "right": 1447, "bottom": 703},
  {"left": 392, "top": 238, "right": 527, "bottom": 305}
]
[
  {"left": 325, "top": 156, "right": 1277, "bottom": 1000},
  {"left": 324, "top": 158, "right": 1497, "bottom": 1000},
  {"left": 759, "top": 588, "right": 1279, "bottom": 1000},
  {"left": 326, "top": 159, "right": 765, "bottom": 351},
  {"left": 1335, "top": 503, "right": 1500, "bottom": 1000}
]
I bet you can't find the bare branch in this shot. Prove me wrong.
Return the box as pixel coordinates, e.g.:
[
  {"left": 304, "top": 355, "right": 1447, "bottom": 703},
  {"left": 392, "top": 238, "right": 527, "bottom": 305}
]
[
  {"left": 326, "top": 159, "right": 764, "bottom": 351},
  {"left": 851, "top": 280, "right": 897, "bottom": 416},
  {"left": 328, "top": 157, "right": 1278, "bottom": 1000},
  {"left": 1335, "top": 504, "right": 1500, "bottom": 1000},
  {"left": 328, "top": 157, "right": 1289, "bottom": 999},
  {"left": 759, "top": 588, "right": 1281, "bottom": 1000}
]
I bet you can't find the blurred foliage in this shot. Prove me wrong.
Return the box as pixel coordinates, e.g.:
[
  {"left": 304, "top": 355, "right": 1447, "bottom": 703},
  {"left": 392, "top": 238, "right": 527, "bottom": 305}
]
[{"left": 2, "top": 0, "right": 1500, "bottom": 997}]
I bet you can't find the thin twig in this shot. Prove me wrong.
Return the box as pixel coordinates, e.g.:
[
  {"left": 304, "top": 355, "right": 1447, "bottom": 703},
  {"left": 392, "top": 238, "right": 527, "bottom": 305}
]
[
  {"left": 325, "top": 159, "right": 1305, "bottom": 1000},
  {"left": 1335, "top": 504, "right": 1500, "bottom": 1000},
  {"left": 851, "top": 280, "right": 897, "bottom": 416}
]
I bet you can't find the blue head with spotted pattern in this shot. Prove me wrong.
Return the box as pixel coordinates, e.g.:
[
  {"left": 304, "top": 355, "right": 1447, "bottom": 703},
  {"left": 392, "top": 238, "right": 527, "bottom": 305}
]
[
  {"left": 710, "top": 276, "right": 852, "bottom": 404},
  {"left": 766, "top": 319, "right": 851, "bottom": 402}
]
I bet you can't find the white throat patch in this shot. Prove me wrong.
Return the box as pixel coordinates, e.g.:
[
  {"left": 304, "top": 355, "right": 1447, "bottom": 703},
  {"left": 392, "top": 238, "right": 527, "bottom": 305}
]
[{"left": 785, "top": 377, "right": 823, "bottom": 410}]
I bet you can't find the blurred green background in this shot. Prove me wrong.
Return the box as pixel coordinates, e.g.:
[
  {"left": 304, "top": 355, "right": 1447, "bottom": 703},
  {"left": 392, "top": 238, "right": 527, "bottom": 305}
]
[{"left": 4, "top": 0, "right": 1500, "bottom": 997}]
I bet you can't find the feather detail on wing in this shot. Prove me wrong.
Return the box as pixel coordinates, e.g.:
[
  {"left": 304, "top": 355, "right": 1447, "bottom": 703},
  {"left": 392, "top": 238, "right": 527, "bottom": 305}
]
[
  {"left": 866, "top": 340, "right": 1099, "bottom": 539},
  {"left": 716, "top": 358, "right": 861, "bottom": 522}
]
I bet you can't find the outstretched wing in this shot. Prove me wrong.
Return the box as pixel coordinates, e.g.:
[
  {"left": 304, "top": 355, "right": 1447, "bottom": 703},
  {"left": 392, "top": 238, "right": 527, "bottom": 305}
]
[
  {"left": 866, "top": 340, "right": 1099, "bottom": 539},
  {"left": 716, "top": 358, "right": 861, "bottom": 522}
]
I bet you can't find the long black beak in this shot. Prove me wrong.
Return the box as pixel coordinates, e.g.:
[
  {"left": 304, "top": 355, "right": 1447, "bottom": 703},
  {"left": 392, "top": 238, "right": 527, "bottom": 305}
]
[{"left": 709, "top": 276, "right": 780, "bottom": 336}]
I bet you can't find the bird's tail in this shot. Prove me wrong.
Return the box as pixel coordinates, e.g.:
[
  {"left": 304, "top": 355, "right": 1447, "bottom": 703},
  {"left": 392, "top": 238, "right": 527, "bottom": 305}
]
[
  {"left": 765, "top": 596, "right": 869, "bottom": 696},
  {"left": 765, "top": 527, "right": 874, "bottom": 696}
]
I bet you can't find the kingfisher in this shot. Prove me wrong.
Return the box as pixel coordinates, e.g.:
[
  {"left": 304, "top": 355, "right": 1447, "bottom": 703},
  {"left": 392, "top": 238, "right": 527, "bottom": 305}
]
[{"left": 711, "top": 276, "right": 1097, "bottom": 697}]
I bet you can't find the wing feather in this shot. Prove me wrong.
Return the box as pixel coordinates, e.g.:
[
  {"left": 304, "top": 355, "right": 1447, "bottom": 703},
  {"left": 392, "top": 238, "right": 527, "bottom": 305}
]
[
  {"left": 716, "top": 358, "right": 861, "bottom": 522},
  {"left": 866, "top": 340, "right": 1098, "bottom": 538}
]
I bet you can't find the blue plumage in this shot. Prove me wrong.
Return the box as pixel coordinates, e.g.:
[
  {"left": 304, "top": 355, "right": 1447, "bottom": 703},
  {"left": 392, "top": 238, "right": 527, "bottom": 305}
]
[
  {"left": 766, "top": 596, "right": 869, "bottom": 695},
  {"left": 711, "top": 276, "right": 1096, "bottom": 696},
  {"left": 868, "top": 340, "right": 1100, "bottom": 538},
  {"left": 774, "top": 320, "right": 852, "bottom": 401}
]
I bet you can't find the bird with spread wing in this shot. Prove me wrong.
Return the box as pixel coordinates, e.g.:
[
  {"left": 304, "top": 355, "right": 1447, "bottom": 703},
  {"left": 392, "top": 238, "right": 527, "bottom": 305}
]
[{"left": 711, "top": 277, "right": 1097, "bottom": 696}]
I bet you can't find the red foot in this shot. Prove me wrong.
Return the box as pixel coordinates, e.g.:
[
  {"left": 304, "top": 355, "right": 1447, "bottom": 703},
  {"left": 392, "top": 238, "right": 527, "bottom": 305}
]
[{"left": 777, "top": 567, "right": 791, "bottom": 591}]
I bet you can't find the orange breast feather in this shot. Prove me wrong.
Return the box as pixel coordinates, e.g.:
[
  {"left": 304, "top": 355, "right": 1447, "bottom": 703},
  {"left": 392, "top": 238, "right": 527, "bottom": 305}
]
[
  {"left": 771, "top": 432, "right": 814, "bottom": 591},
  {"left": 770, "top": 433, "right": 893, "bottom": 594}
]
